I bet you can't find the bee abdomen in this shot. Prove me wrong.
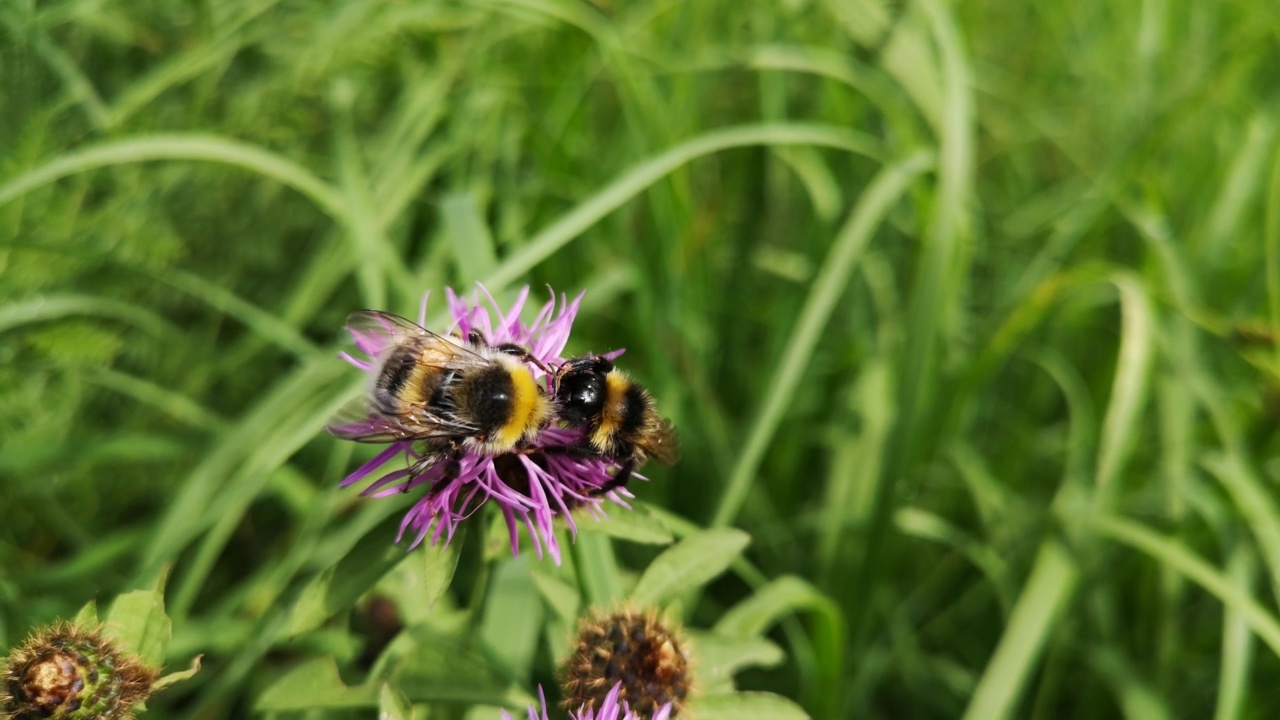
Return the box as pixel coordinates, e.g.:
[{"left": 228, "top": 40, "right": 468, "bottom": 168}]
[
  {"left": 456, "top": 365, "right": 516, "bottom": 437},
  {"left": 377, "top": 348, "right": 417, "bottom": 397}
]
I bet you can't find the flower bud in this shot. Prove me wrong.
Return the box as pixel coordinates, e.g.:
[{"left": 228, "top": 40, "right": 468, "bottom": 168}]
[
  {"left": 563, "top": 609, "right": 690, "bottom": 717},
  {"left": 2, "top": 622, "right": 157, "bottom": 720}
]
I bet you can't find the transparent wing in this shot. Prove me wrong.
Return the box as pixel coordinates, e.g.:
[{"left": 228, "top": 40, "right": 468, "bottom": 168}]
[
  {"left": 345, "top": 310, "right": 485, "bottom": 363},
  {"left": 325, "top": 391, "right": 479, "bottom": 443},
  {"left": 647, "top": 418, "right": 680, "bottom": 465},
  {"left": 328, "top": 310, "right": 492, "bottom": 442}
]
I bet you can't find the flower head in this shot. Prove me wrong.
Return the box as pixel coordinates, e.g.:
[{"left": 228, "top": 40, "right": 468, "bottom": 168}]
[
  {"left": 563, "top": 609, "right": 690, "bottom": 718},
  {"left": 503, "top": 682, "right": 672, "bottom": 720},
  {"left": 333, "top": 285, "right": 637, "bottom": 565},
  {"left": 1, "top": 621, "right": 157, "bottom": 720}
]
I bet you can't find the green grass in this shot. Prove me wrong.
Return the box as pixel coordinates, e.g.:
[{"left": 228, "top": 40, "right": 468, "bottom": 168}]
[{"left": 3, "top": 0, "right": 1280, "bottom": 718}]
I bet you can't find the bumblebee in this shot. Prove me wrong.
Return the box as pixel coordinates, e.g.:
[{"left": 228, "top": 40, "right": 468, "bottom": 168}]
[
  {"left": 327, "top": 311, "right": 554, "bottom": 481},
  {"left": 552, "top": 354, "right": 678, "bottom": 494}
]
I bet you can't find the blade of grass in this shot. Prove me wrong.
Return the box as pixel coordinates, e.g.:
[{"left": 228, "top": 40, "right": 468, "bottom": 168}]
[
  {"left": 333, "top": 86, "right": 390, "bottom": 310},
  {"left": 1267, "top": 136, "right": 1280, "bottom": 389},
  {"left": 482, "top": 122, "right": 885, "bottom": 292},
  {"left": 961, "top": 540, "right": 1079, "bottom": 720},
  {"left": 441, "top": 191, "right": 498, "bottom": 280},
  {"left": 86, "top": 367, "right": 226, "bottom": 432},
  {"left": 1093, "top": 514, "right": 1280, "bottom": 655},
  {"left": 0, "top": 134, "right": 348, "bottom": 223},
  {"left": 1215, "top": 545, "right": 1256, "bottom": 720},
  {"left": 171, "top": 378, "right": 355, "bottom": 616},
  {"left": 0, "top": 8, "right": 111, "bottom": 130},
  {"left": 139, "top": 356, "right": 347, "bottom": 581},
  {"left": 0, "top": 294, "right": 179, "bottom": 337},
  {"left": 712, "top": 149, "right": 932, "bottom": 527},
  {"left": 152, "top": 266, "right": 321, "bottom": 360},
  {"left": 1202, "top": 454, "right": 1280, "bottom": 608},
  {"left": 1093, "top": 274, "right": 1155, "bottom": 504}
]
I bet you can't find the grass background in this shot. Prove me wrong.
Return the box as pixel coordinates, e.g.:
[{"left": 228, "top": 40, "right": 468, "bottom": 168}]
[{"left": 3, "top": 0, "right": 1280, "bottom": 718}]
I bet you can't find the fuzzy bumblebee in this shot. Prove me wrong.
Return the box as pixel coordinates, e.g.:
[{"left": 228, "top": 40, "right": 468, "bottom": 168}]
[
  {"left": 563, "top": 609, "right": 691, "bottom": 717},
  {"left": 1, "top": 622, "right": 157, "bottom": 720}
]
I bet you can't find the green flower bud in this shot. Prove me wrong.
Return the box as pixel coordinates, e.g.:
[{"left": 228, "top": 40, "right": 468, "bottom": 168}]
[{"left": 2, "top": 622, "right": 157, "bottom": 720}]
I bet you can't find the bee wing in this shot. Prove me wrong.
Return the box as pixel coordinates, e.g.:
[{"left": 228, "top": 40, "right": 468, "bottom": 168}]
[
  {"left": 345, "top": 310, "right": 487, "bottom": 362},
  {"left": 646, "top": 418, "right": 680, "bottom": 465},
  {"left": 325, "top": 392, "right": 479, "bottom": 443},
  {"left": 329, "top": 311, "right": 491, "bottom": 442}
]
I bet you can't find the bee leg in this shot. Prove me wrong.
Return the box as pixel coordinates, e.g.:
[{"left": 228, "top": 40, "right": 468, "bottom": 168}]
[
  {"left": 592, "top": 458, "right": 636, "bottom": 496},
  {"left": 468, "top": 329, "right": 553, "bottom": 376},
  {"left": 402, "top": 454, "right": 428, "bottom": 493},
  {"left": 498, "top": 343, "right": 554, "bottom": 376},
  {"left": 427, "top": 443, "right": 465, "bottom": 497},
  {"left": 535, "top": 443, "right": 600, "bottom": 460}
]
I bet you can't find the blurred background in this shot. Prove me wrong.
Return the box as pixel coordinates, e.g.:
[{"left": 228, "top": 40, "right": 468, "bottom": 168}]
[{"left": 3, "top": 0, "right": 1280, "bottom": 718}]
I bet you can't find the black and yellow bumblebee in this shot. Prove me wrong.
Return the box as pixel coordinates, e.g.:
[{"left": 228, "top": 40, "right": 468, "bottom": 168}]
[
  {"left": 552, "top": 353, "right": 678, "bottom": 494},
  {"left": 326, "top": 311, "right": 554, "bottom": 482}
]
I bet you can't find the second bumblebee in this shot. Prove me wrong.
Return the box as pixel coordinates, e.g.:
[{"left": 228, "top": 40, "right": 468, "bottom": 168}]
[{"left": 552, "top": 353, "right": 678, "bottom": 494}]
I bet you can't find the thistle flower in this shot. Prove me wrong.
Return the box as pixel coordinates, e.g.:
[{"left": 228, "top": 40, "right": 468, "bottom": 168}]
[
  {"left": 563, "top": 609, "right": 690, "bottom": 718},
  {"left": 503, "top": 682, "right": 672, "bottom": 720},
  {"left": 1, "top": 621, "right": 157, "bottom": 720},
  {"left": 334, "top": 285, "right": 635, "bottom": 565}
]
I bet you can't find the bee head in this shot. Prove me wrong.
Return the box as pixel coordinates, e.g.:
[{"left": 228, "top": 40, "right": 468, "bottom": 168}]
[{"left": 554, "top": 355, "right": 614, "bottom": 426}]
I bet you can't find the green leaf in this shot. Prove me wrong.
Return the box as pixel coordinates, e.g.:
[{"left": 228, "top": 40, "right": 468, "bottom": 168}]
[
  {"left": 577, "top": 505, "right": 676, "bottom": 545},
  {"left": 421, "top": 531, "right": 462, "bottom": 614},
  {"left": 480, "top": 556, "right": 543, "bottom": 680},
  {"left": 286, "top": 512, "right": 418, "bottom": 636},
  {"left": 630, "top": 528, "right": 750, "bottom": 607},
  {"left": 714, "top": 575, "right": 839, "bottom": 638},
  {"left": 105, "top": 572, "right": 171, "bottom": 668},
  {"left": 575, "top": 531, "right": 625, "bottom": 606},
  {"left": 391, "top": 626, "right": 532, "bottom": 706},
  {"left": 694, "top": 692, "right": 810, "bottom": 720},
  {"left": 74, "top": 600, "right": 99, "bottom": 627},
  {"left": 686, "top": 631, "right": 785, "bottom": 695},
  {"left": 255, "top": 656, "right": 376, "bottom": 710},
  {"left": 378, "top": 682, "right": 416, "bottom": 720},
  {"left": 152, "top": 655, "right": 202, "bottom": 692},
  {"left": 530, "top": 565, "right": 581, "bottom": 625}
]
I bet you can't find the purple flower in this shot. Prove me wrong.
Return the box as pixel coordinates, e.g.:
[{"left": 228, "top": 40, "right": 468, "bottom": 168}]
[
  {"left": 502, "top": 683, "right": 673, "bottom": 720},
  {"left": 334, "top": 285, "right": 638, "bottom": 565}
]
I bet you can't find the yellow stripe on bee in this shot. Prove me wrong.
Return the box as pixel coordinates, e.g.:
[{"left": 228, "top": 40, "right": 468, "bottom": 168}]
[
  {"left": 495, "top": 368, "right": 545, "bottom": 448},
  {"left": 589, "top": 371, "right": 629, "bottom": 450}
]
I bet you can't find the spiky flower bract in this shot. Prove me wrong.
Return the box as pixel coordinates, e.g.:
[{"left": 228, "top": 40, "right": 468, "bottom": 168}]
[
  {"left": 1, "top": 621, "right": 157, "bottom": 720},
  {"left": 563, "top": 609, "right": 690, "bottom": 718},
  {"left": 334, "top": 285, "right": 636, "bottom": 565},
  {"left": 502, "top": 682, "right": 673, "bottom": 720}
]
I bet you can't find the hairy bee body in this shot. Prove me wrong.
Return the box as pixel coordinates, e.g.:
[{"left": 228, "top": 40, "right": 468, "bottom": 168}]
[
  {"left": 553, "top": 354, "right": 678, "bottom": 494},
  {"left": 328, "top": 311, "right": 553, "bottom": 464}
]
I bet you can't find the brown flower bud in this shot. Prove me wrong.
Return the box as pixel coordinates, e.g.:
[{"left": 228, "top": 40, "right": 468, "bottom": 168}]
[{"left": 563, "top": 609, "right": 691, "bottom": 717}]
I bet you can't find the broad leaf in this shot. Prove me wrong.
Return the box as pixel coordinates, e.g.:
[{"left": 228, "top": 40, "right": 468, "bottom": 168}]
[{"left": 630, "top": 529, "right": 749, "bottom": 607}]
